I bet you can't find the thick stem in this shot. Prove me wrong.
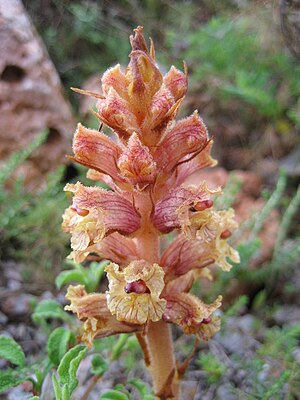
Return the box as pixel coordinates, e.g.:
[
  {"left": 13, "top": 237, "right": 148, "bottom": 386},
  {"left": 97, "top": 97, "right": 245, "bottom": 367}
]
[
  {"left": 134, "top": 192, "right": 180, "bottom": 399},
  {"left": 146, "top": 320, "right": 179, "bottom": 399}
]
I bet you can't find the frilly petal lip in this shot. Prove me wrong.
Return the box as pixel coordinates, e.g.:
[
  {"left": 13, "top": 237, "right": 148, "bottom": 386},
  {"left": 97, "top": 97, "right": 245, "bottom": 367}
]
[
  {"left": 162, "top": 292, "right": 222, "bottom": 336},
  {"left": 72, "top": 123, "right": 124, "bottom": 183},
  {"left": 66, "top": 232, "right": 138, "bottom": 265},
  {"left": 65, "top": 285, "right": 142, "bottom": 347},
  {"left": 64, "top": 182, "right": 141, "bottom": 236},
  {"left": 105, "top": 261, "right": 166, "bottom": 324}
]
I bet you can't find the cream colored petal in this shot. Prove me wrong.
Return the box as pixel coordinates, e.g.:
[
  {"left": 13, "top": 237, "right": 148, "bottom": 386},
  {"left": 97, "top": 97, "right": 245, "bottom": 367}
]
[
  {"left": 71, "top": 229, "right": 90, "bottom": 251},
  {"left": 105, "top": 261, "right": 166, "bottom": 324},
  {"left": 64, "top": 285, "right": 142, "bottom": 347},
  {"left": 196, "top": 316, "right": 221, "bottom": 341}
]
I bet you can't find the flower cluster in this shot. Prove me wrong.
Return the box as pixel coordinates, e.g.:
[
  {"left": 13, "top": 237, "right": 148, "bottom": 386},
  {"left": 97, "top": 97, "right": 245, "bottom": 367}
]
[{"left": 63, "top": 26, "right": 239, "bottom": 348}]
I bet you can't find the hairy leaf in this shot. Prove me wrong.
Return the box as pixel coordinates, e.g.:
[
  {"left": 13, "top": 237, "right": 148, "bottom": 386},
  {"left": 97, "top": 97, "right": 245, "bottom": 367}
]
[
  {"left": 0, "top": 370, "right": 28, "bottom": 393},
  {"left": 32, "top": 300, "right": 73, "bottom": 325},
  {"left": 90, "top": 354, "right": 108, "bottom": 376},
  {"left": 0, "top": 336, "right": 25, "bottom": 367},
  {"left": 57, "top": 345, "right": 87, "bottom": 395},
  {"left": 47, "top": 328, "right": 74, "bottom": 366}
]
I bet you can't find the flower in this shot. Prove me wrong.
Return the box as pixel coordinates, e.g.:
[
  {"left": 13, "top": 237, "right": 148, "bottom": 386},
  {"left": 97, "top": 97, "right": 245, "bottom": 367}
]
[
  {"left": 63, "top": 26, "right": 239, "bottom": 359},
  {"left": 65, "top": 285, "right": 142, "bottom": 347},
  {"left": 105, "top": 261, "right": 166, "bottom": 324}
]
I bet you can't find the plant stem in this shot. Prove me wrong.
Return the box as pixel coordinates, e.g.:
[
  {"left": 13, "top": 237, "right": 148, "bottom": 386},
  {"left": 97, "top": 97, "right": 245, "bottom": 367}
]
[
  {"left": 146, "top": 320, "right": 179, "bottom": 399},
  {"left": 134, "top": 193, "right": 180, "bottom": 399}
]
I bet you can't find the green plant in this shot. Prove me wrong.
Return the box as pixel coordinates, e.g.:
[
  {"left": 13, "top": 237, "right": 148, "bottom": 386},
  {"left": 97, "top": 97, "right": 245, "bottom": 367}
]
[
  {"left": 177, "top": 14, "right": 300, "bottom": 123},
  {"left": 0, "top": 132, "right": 69, "bottom": 275}
]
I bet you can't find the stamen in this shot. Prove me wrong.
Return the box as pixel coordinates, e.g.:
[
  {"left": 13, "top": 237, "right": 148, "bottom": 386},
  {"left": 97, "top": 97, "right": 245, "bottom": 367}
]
[
  {"left": 124, "top": 279, "right": 150, "bottom": 294},
  {"left": 220, "top": 229, "right": 232, "bottom": 239},
  {"left": 71, "top": 206, "right": 89, "bottom": 217},
  {"left": 193, "top": 199, "right": 213, "bottom": 211}
]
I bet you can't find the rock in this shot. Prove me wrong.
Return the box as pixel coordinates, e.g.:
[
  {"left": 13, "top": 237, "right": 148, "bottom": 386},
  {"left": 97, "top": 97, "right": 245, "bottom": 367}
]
[
  {"left": 216, "top": 383, "right": 237, "bottom": 400},
  {"left": 274, "top": 305, "right": 300, "bottom": 325},
  {"left": 0, "top": 0, "right": 75, "bottom": 189}
]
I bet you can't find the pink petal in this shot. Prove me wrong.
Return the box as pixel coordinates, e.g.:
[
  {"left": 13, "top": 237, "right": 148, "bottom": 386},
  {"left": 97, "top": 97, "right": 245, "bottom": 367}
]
[
  {"left": 176, "top": 140, "right": 217, "bottom": 185},
  {"left": 160, "top": 234, "right": 214, "bottom": 280},
  {"left": 163, "top": 65, "right": 188, "bottom": 101},
  {"left": 91, "top": 232, "right": 138, "bottom": 265},
  {"left": 72, "top": 123, "right": 124, "bottom": 182},
  {"left": 154, "top": 111, "right": 209, "bottom": 173},
  {"left": 117, "top": 132, "right": 157, "bottom": 188},
  {"left": 151, "top": 183, "right": 214, "bottom": 233},
  {"left": 96, "top": 87, "right": 138, "bottom": 140},
  {"left": 65, "top": 182, "right": 141, "bottom": 235}
]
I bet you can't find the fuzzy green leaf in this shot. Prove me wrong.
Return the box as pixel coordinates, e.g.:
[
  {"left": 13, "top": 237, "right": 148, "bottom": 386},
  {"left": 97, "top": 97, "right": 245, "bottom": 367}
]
[
  {"left": 52, "top": 374, "right": 63, "bottom": 400},
  {"left": 100, "top": 390, "right": 130, "bottom": 400},
  {"left": 0, "top": 370, "right": 28, "bottom": 393},
  {"left": 128, "top": 378, "right": 153, "bottom": 398},
  {"left": 57, "top": 345, "right": 87, "bottom": 395},
  {"left": 55, "top": 270, "right": 87, "bottom": 289},
  {"left": 47, "top": 328, "right": 74, "bottom": 367},
  {"left": 90, "top": 354, "right": 108, "bottom": 376},
  {"left": 0, "top": 336, "right": 25, "bottom": 367},
  {"left": 32, "top": 300, "right": 73, "bottom": 325}
]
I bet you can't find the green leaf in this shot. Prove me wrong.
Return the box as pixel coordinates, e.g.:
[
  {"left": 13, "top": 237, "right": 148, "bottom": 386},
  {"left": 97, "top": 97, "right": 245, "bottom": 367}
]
[
  {"left": 47, "top": 328, "right": 74, "bottom": 366},
  {"left": 32, "top": 300, "right": 73, "bottom": 325},
  {"left": 100, "top": 390, "right": 130, "bottom": 400},
  {"left": 90, "top": 354, "right": 108, "bottom": 376},
  {"left": 58, "top": 345, "right": 88, "bottom": 395},
  {"left": 0, "top": 336, "right": 25, "bottom": 367},
  {"left": 55, "top": 270, "right": 87, "bottom": 289},
  {"left": 52, "top": 374, "right": 63, "bottom": 400},
  {"left": 128, "top": 378, "right": 153, "bottom": 398},
  {"left": 89, "top": 261, "right": 107, "bottom": 291},
  {"left": 0, "top": 370, "right": 28, "bottom": 393},
  {"left": 28, "top": 397, "right": 40, "bottom": 400}
]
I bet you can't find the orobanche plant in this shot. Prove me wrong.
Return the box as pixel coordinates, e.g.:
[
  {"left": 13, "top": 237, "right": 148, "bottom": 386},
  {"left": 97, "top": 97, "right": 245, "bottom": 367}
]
[{"left": 62, "top": 26, "right": 239, "bottom": 398}]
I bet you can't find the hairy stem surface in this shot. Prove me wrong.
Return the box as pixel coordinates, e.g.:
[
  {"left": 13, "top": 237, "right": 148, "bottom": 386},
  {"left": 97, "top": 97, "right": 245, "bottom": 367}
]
[{"left": 134, "top": 192, "right": 180, "bottom": 399}]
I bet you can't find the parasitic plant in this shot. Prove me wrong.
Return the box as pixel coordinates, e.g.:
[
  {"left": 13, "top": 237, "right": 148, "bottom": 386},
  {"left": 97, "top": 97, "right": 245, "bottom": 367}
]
[{"left": 62, "top": 26, "right": 240, "bottom": 399}]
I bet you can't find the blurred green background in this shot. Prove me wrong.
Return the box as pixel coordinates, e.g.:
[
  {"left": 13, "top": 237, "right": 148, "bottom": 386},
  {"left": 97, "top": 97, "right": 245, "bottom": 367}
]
[{"left": 1, "top": 1, "right": 300, "bottom": 398}]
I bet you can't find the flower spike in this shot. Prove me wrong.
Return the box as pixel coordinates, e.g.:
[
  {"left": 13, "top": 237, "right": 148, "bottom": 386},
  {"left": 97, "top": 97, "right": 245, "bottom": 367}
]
[{"left": 63, "top": 26, "right": 240, "bottom": 395}]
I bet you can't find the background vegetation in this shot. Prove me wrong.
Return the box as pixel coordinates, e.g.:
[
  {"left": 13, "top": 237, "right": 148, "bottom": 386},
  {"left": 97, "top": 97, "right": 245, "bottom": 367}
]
[{"left": 0, "top": 1, "right": 299, "bottom": 399}]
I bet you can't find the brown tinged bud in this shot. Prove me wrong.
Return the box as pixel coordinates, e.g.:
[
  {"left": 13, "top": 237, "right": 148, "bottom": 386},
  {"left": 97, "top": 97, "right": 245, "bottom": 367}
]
[{"left": 163, "top": 64, "right": 188, "bottom": 102}]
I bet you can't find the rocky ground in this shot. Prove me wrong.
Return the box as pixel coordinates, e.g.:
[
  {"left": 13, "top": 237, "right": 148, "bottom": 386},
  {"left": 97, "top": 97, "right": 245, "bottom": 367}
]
[{"left": 1, "top": 258, "right": 300, "bottom": 400}]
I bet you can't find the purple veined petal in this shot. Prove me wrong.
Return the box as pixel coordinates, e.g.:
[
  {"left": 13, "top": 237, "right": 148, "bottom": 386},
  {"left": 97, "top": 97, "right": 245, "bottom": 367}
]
[
  {"left": 91, "top": 232, "right": 138, "bottom": 265},
  {"left": 162, "top": 292, "right": 222, "bottom": 335},
  {"left": 151, "top": 182, "right": 216, "bottom": 234},
  {"left": 71, "top": 123, "right": 124, "bottom": 183},
  {"left": 96, "top": 87, "right": 139, "bottom": 140},
  {"left": 163, "top": 64, "right": 188, "bottom": 102},
  {"left": 175, "top": 140, "right": 217, "bottom": 186},
  {"left": 154, "top": 111, "right": 209, "bottom": 174},
  {"left": 64, "top": 182, "right": 141, "bottom": 236},
  {"left": 65, "top": 285, "right": 142, "bottom": 347},
  {"left": 117, "top": 132, "right": 157, "bottom": 188},
  {"left": 160, "top": 234, "right": 214, "bottom": 281}
]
